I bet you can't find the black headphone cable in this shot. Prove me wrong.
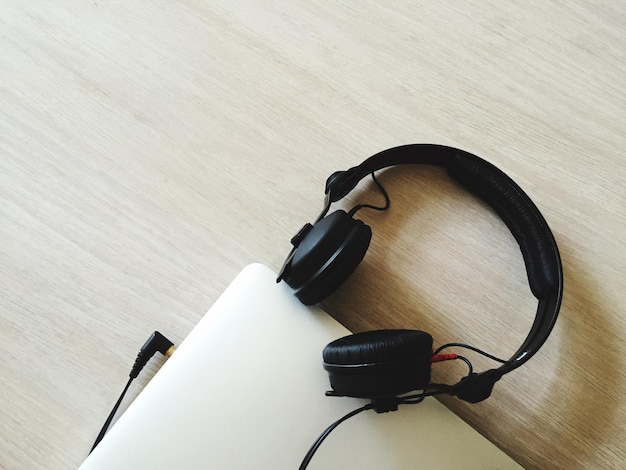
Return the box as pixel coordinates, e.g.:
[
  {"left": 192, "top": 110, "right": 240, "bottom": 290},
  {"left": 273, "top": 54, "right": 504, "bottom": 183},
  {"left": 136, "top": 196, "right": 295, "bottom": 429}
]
[
  {"left": 89, "top": 331, "right": 175, "bottom": 453},
  {"left": 299, "top": 353, "right": 474, "bottom": 469},
  {"left": 299, "top": 403, "right": 374, "bottom": 470}
]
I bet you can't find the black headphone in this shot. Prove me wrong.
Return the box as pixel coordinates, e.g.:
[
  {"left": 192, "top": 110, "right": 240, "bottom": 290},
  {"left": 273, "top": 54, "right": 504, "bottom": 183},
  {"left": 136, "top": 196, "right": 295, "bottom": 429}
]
[{"left": 277, "top": 144, "right": 563, "bottom": 408}]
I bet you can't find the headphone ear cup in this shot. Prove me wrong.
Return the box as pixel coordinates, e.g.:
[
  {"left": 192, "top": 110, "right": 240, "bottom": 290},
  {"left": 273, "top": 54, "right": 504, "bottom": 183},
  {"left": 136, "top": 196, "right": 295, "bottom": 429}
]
[
  {"left": 323, "top": 330, "right": 433, "bottom": 398},
  {"left": 281, "top": 210, "right": 371, "bottom": 305}
]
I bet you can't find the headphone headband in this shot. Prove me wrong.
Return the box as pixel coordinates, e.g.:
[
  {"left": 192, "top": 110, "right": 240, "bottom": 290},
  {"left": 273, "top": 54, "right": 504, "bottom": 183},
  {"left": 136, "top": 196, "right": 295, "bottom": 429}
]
[
  {"left": 326, "top": 145, "right": 560, "bottom": 298},
  {"left": 279, "top": 144, "right": 563, "bottom": 403}
]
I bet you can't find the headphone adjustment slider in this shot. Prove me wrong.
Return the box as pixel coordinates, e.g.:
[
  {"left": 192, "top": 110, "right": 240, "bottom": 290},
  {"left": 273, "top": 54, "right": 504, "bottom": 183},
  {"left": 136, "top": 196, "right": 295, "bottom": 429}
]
[{"left": 325, "top": 167, "right": 360, "bottom": 202}]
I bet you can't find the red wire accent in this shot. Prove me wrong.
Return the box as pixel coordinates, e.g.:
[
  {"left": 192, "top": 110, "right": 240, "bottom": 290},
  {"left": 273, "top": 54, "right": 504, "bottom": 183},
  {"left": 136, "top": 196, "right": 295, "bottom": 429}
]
[{"left": 431, "top": 353, "right": 458, "bottom": 363}]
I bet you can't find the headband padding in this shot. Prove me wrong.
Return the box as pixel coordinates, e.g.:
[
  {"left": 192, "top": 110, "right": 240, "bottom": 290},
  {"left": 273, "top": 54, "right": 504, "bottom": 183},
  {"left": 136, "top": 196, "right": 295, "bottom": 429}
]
[
  {"left": 323, "top": 144, "right": 561, "bottom": 300},
  {"left": 447, "top": 154, "right": 559, "bottom": 299}
]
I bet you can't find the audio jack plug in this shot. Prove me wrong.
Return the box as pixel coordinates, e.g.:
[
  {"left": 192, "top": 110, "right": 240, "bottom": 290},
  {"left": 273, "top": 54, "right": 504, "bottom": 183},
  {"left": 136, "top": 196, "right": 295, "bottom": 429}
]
[
  {"left": 130, "top": 331, "right": 176, "bottom": 378},
  {"left": 90, "top": 331, "right": 175, "bottom": 453}
]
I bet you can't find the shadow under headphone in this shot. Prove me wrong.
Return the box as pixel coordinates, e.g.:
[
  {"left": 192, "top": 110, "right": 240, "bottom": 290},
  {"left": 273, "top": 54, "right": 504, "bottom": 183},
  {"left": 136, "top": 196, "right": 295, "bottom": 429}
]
[{"left": 277, "top": 144, "right": 563, "bottom": 410}]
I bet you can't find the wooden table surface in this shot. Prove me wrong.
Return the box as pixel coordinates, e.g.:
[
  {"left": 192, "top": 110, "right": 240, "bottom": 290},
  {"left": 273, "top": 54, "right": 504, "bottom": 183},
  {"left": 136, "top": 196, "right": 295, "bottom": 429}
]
[{"left": 1, "top": 1, "right": 625, "bottom": 469}]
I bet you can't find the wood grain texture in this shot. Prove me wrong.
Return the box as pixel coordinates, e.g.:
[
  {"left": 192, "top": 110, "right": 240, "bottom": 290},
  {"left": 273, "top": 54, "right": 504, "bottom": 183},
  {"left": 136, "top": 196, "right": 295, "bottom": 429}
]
[{"left": 1, "top": 1, "right": 624, "bottom": 468}]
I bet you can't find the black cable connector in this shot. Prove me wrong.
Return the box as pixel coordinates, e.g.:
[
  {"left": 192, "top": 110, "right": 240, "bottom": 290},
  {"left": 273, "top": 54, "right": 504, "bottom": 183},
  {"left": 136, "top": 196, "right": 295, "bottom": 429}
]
[
  {"left": 90, "top": 331, "right": 175, "bottom": 453},
  {"left": 130, "top": 331, "right": 176, "bottom": 378}
]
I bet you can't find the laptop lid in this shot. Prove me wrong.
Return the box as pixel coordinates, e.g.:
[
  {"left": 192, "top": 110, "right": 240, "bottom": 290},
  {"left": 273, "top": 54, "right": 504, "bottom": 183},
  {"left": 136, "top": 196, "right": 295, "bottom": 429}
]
[{"left": 80, "top": 263, "right": 521, "bottom": 469}]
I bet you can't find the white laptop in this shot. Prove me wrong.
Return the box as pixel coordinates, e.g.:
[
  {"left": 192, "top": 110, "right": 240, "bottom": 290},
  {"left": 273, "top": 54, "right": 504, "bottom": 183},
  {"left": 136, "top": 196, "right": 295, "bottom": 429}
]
[{"left": 80, "top": 264, "right": 521, "bottom": 469}]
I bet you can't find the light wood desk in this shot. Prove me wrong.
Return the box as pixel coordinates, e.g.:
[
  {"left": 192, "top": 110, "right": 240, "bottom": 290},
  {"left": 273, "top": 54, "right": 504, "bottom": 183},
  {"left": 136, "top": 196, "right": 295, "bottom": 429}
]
[{"left": 1, "top": 1, "right": 624, "bottom": 469}]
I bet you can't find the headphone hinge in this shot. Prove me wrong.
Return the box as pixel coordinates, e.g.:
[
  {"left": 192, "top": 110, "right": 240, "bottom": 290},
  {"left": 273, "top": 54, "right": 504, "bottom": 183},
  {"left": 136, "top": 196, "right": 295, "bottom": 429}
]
[{"left": 325, "top": 167, "right": 360, "bottom": 202}]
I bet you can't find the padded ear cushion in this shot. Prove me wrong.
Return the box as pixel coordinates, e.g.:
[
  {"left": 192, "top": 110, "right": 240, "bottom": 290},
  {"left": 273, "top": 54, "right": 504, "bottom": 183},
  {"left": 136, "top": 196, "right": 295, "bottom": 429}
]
[
  {"left": 323, "top": 330, "right": 433, "bottom": 398},
  {"left": 282, "top": 210, "right": 371, "bottom": 305}
]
